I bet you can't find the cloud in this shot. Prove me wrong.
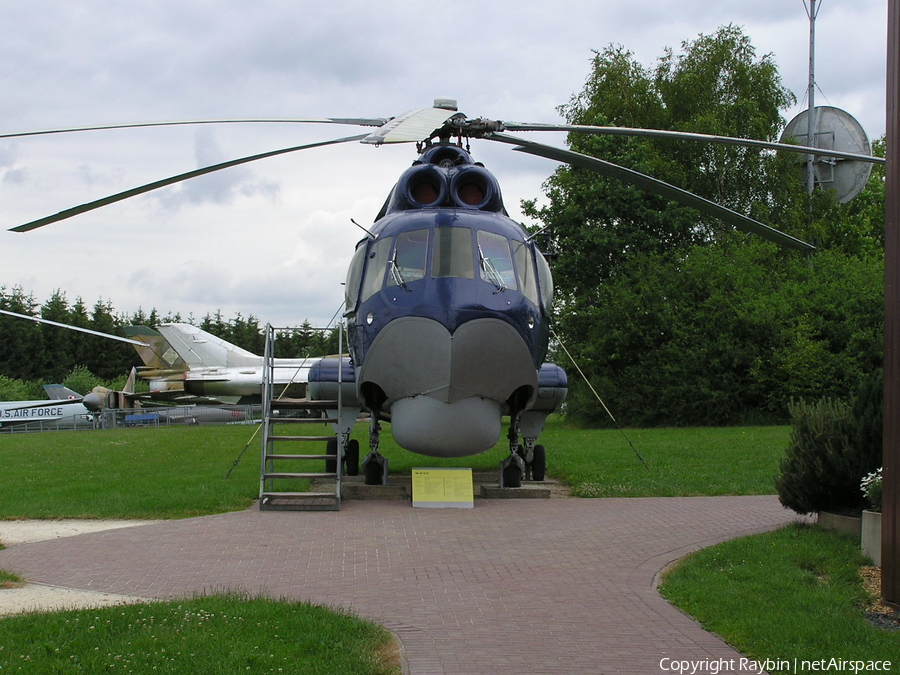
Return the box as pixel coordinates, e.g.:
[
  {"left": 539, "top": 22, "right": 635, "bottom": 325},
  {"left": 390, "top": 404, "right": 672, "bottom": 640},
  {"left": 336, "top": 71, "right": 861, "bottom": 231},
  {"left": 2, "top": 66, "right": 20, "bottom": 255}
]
[{"left": 155, "top": 128, "right": 282, "bottom": 209}]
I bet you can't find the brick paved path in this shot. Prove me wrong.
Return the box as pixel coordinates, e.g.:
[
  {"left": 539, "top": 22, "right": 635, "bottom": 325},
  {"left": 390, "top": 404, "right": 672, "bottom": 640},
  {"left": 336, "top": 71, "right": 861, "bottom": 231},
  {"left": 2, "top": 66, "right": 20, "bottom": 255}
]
[{"left": 0, "top": 496, "right": 800, "bottom": 674}]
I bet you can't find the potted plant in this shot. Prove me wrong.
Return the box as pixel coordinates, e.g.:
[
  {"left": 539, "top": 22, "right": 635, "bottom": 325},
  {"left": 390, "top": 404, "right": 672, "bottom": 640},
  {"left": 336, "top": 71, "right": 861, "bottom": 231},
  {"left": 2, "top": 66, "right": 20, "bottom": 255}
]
[{"left": 861, "top": 468, "right": 882, "bottom": 565}]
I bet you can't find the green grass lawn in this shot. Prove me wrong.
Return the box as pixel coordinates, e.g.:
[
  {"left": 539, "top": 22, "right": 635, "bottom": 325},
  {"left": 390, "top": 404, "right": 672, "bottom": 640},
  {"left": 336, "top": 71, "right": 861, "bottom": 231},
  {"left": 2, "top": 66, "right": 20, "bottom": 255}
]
[
  {"left": 0, "top": 418, "right": 790, "bottom": 518},
  {"left": 0, "top": 594, "right": 400, "bottom": 675},
  {"left": 659, "top": 524, "right": 900, "bottom": 668},
  {"left": 0, "top": 426, "right": 261, "bottom": 519},
  {"left": 535, "top": 422, "right": 790, "bottom": 497}
]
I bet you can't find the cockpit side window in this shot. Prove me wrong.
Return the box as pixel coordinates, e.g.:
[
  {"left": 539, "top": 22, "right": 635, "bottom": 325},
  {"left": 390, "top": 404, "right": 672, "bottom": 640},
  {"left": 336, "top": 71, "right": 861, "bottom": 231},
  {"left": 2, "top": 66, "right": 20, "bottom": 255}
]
[
  {"left": 360, "top": 237, "right": 393, "bottom": 302},
  {"left": 477, "top": 230, "right": 518, "bottom": 291},
  {"left": 387, "top": 229, "right": 429, "bottom": 287},
  {"left": 432, "top": 227, "right": 475, "bottom": 279},
  {"left": 535, "top": 248, "right": 554, "bottom": 315},
  {"left": 344, "top": 242, "right": 368, "bottom": 313},
  {"left": 512, "top": 240, "right": 539, "bottom": 305}
]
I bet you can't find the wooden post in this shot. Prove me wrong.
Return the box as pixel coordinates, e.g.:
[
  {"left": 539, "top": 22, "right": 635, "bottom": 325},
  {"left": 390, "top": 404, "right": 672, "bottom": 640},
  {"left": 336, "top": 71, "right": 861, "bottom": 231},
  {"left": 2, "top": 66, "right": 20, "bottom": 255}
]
[{"left": 884, "top": 0, "right": 900, "bottom": 609}]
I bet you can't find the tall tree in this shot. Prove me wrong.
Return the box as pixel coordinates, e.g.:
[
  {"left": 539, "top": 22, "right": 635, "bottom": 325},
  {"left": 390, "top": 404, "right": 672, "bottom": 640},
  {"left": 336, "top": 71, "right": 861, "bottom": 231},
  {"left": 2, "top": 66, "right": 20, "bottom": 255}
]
[
  {"left": 526, "top": 26, "right": 798, "bottom": 292},
  {"left": 526, "top": 26, "right": 883, "bottom": 426},
  {"left": 0, "top": 286, "right": 42, "bottom": 381},
  {"left": 39, "top": 289, "right": 74, "bottom": 381}
]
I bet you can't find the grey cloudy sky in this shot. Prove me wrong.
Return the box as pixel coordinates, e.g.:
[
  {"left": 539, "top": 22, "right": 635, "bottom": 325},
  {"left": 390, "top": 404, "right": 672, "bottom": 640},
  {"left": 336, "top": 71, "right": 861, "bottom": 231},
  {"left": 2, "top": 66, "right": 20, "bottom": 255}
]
[{"left": 0, "top": 0, "right": 888, "bottom": 328}]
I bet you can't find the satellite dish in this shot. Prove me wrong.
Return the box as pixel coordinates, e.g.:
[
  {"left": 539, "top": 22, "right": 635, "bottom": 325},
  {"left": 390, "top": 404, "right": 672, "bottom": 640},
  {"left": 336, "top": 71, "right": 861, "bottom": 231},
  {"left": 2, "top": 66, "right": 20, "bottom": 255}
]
[{"left": 780, "top": 106, "right": 873, "bottom": 203}]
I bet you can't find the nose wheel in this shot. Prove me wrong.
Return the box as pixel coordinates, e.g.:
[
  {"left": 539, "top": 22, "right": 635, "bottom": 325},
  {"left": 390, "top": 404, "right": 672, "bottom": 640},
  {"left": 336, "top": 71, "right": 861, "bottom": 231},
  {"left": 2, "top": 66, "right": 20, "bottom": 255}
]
[
  {"left": 530, "top": 444, "right": 546, "bottom": 481},
  {"left": 500, "top": 449, "right": 526, "bottom": 488},
  {"left": 498, "top": 413, "right": 547, "bottom": 488},
  {"left": 362, "top": 418, "right": 389, "bottom": 485}
]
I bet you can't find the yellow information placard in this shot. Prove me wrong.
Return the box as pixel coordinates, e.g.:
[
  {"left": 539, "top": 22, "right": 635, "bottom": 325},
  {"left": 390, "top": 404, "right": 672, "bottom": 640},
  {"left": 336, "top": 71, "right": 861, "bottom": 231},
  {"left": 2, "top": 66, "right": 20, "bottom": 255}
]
[{"left": 412, "top": 468, "right": 475, "bottom": 508}]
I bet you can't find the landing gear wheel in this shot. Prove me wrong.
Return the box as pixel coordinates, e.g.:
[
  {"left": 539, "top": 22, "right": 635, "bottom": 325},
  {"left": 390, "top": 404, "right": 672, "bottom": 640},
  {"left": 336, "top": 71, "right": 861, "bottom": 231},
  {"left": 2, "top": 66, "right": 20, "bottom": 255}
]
[
  {"left": 364, "top": 457, "right": 385, "bottom": 485},
  {"left": 325, "top": 437, "right": 338, "bottom": 473},
  {"left": 344, "top": 439, "right": 360, "bottom": 476},
  {"left": 531, "top": 444, "right": 547, "bottom": 482},
  {"left": 502, "top": 463, "right": 523, "bottom": 488},
  {"left": 516, "top": 444, "right": 533, "bottom": 481}
]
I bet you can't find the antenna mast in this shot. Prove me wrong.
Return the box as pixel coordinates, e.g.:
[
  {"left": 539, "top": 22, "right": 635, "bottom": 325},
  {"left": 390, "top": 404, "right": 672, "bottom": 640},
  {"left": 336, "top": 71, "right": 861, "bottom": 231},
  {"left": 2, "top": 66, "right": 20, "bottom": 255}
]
[{"left": 805, "top": 0, "right": 821, "bottom": 194}]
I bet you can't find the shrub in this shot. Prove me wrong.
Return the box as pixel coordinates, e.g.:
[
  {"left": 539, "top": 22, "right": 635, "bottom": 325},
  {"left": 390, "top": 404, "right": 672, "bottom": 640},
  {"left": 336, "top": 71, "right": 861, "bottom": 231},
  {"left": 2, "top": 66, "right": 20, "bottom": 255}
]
[
  {"left": 0, "top": 375, "right": 43, "bottom": 401},
  {"left": 775, "top": 398, "right": 864, "bottom": 514},
  {"left": 62, "top": 365, "right": 101, "bottom": 396},
  {"left": 852, "top": 369, "right": 883, "bottom": 479}
]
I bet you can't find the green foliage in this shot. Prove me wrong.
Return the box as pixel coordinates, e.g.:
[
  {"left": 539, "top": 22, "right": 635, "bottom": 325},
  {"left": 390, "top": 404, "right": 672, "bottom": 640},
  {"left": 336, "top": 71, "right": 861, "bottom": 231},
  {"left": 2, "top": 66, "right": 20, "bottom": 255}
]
[
  {"left": 775, "top": 398, "right": 870, "bottom": 515},
  {"left": 532, "top": 26, "right": 798, "bottom": 291},
  {"left": 0, "top": 286, "right": 43, "bottom": 381},
  {"left": 62, "top": 364, "right": 102, "bottom": 395},
  {"left": 0, "top": 374, "right": 42, "bottom": 401},
  {"left": 527, "top": 26, "right": 885, "bottom": 427},
  {"left": 775, "top": 371, "right": 883, "bottom": 516},
  {"left": 660, "top": 524, "right": 897, "bottom": 664},
  {"left": 852, "top": 369, "right": 884, "bottom": 479},
  {"left": 555, "top": 241, "right": 883, "bottom": 427}
]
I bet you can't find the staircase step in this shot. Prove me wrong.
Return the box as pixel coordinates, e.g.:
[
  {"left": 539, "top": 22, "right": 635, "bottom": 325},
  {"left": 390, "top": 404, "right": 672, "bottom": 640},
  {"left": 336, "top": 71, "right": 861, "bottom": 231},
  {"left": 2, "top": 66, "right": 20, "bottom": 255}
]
[
  {"left": 263, "top": 472, "right": 337, "bottom": 480},
  {"left": 265, "top": 454, "right": 333, "bottom": 461},
  {"left": 268, "top": 435, "right": 335, "bottom": 442},
  {"left": 259, "top": 492, "right": 340, "bottom": 512},
  {"left": 270, "top": 398, "right": 338, "bottom": 410},
  {"left": 261, "top": 491, "right": 337, "bottom": 498},
  {"left": 268, "top": 417, "right": 339, "bottom": 425}
]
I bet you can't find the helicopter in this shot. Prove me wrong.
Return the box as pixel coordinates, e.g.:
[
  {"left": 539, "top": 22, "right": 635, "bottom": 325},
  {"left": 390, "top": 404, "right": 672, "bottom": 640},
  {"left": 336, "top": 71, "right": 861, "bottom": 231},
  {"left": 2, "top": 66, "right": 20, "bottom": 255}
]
[{"left": 6, "top": 98, "right": 879, "bottom": 487}]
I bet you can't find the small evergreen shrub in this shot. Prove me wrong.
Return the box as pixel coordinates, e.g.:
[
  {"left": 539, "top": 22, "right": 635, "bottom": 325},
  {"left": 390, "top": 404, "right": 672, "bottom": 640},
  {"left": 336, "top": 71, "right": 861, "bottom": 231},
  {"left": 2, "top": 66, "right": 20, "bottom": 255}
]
[
  {"left": 775, "top": 398, "right": 862, "bottom": 514},
  {"left": 776, "top": 370, "right": 884, "bottom": 516}
]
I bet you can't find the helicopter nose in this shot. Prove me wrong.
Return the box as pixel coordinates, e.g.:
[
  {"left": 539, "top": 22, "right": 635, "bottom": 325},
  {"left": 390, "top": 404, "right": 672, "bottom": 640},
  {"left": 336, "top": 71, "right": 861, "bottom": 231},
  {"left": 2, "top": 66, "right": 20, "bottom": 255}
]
[
  {"left": 359, "top": 316, "right": 537, "bottom": 405},
  {"left": 357, "top": 315, "right": 539, "bottom": 457}
]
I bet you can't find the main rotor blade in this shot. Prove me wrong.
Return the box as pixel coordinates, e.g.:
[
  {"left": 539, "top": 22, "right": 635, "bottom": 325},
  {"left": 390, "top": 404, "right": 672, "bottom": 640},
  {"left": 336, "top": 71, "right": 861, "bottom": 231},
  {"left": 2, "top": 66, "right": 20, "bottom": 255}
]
[
  {"left": 0, "top": 309, "right": 149, "bottom": 345},
  {"left": 9, "top": 133, "right": 368, "bottom": 232},
  {"left": 502, "top": 122, "right": 884, "bottom": 165},
  {"left": 487, "top": 133, "right": 815, "bottom": 252},
  {"left": 0, "top": 118, "right": 389, "bottom": 140},
  {"left": 361, "top": 106, "right": 460, "bottom": 145}
]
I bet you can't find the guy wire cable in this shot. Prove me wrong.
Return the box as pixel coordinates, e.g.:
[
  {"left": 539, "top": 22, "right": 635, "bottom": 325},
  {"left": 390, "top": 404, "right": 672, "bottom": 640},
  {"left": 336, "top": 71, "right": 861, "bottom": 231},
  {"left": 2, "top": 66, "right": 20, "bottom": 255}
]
[{"left": 550, "top": 325, "right": 649, "bottom": 470}]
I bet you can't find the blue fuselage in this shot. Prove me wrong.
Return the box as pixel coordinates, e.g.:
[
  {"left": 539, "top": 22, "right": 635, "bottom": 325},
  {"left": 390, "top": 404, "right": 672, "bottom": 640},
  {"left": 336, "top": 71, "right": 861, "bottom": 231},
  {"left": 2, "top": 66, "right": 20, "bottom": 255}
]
[{"left": 341, "top": 145, "right": 556, "bottom": 456}]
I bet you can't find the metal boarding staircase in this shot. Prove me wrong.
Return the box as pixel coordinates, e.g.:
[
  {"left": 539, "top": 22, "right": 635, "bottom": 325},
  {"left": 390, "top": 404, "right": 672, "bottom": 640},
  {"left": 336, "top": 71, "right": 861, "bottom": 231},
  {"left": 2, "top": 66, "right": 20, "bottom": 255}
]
[{"left": 259, "top": 324, "right": 346, "bottom": 511}]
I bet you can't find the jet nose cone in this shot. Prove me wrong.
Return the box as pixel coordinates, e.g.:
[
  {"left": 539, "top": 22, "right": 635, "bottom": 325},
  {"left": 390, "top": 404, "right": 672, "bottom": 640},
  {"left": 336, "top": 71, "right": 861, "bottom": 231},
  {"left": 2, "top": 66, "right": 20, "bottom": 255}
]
[{"left": 82, "top": 393, "right": 103, "bottom": 411}]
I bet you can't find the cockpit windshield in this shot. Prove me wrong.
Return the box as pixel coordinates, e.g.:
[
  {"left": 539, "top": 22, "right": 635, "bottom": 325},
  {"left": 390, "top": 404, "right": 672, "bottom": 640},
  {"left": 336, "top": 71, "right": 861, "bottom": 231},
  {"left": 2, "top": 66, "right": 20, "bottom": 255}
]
[
  {"left": 387, "top": 229, "right": 429, "bottom": 287},
  {"left": 477, "top": 230, "right": 517, "bottom": 291},
  {"left": 432, "top": 227, "right": 475, "bottom": 279},
  {"left": 347, "top": 224, "right": 548, "bottom": 312}
]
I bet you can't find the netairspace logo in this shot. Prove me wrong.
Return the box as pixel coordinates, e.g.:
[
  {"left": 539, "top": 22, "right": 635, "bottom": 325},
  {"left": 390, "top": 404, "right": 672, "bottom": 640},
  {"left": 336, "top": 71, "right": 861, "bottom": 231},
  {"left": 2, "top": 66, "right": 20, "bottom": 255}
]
[{"left": 659, "top": 657, "right": 893, "bottom": 674}]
